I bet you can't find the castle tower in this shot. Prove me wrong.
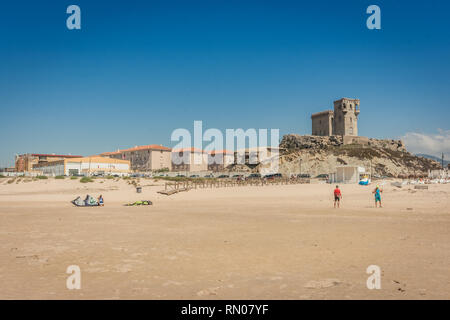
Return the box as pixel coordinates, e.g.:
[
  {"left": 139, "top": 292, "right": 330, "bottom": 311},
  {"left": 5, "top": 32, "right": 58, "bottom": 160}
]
[
  {"left": 332, "top": 98, "right": 360, "bottom": 136},
  {"left": 311, "top": 110, "right": 333, "bottom": 136}
]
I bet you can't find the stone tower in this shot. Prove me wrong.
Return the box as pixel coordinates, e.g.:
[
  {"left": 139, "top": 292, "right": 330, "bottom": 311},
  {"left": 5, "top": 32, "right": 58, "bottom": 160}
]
[{"left": 332, "top": 98, "right": 360, "bottom": 136}]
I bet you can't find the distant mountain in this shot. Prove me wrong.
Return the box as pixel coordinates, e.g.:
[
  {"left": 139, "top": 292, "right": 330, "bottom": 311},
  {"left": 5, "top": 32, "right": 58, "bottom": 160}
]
[{"left": 416, "top": 154, "right": 449, "bottom": 167}]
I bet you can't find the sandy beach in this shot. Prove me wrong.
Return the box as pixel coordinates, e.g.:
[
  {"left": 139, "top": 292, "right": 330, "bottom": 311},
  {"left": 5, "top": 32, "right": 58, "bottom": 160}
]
[{"left": 0, "top": 177, "right": 449, "bottom": 299}]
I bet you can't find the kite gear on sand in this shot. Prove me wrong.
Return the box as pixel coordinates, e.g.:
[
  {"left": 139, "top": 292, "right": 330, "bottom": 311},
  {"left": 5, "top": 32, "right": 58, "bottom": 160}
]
[
  {"left": 125, "top": 200, "right": 153, "bottom": 206},
  {"left": 71, "top": 195, "right": 99, "bottom": 207}
]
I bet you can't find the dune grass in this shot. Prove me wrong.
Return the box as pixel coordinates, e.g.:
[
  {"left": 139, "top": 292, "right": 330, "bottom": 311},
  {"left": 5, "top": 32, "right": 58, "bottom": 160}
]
[{"left": 80, "top": 177, "right": 94, "bottom": 183}]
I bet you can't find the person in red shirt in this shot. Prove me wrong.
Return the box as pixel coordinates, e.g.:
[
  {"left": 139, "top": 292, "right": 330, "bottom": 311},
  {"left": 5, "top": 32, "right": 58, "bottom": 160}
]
[{"left": 333, "top": 185, "right": 342, "bottom": 208}]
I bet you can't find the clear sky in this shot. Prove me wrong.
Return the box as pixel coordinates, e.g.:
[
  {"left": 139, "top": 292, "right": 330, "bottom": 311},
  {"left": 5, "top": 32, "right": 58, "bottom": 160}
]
[{"left": 1, "top": 0, "right": 449, "bottom": 166}]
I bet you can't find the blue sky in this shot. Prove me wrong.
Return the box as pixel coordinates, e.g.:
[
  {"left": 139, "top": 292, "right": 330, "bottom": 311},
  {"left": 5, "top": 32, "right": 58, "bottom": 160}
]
[{"left": 1, "top": 0, "right": 449, "bottom": 166}]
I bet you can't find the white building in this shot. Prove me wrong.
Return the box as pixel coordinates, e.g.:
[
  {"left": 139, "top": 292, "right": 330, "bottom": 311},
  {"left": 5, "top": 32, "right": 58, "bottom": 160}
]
[
  {"left": 334, "top": 166, "right": 367, "bottom": 184},
  {"left": 33, "top": 156, "right": 131, "bottom": 176},
  {"left": 429, "top": 169, "right": 449, "bottom": 179},
  {"left": 100, "top": 144, "right": 172, "bottom": 172}
]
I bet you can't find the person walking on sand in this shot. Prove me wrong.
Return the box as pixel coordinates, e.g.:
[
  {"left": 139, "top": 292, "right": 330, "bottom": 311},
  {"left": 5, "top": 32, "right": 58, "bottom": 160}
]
[
  {"left": 372, "top": 185, "right": 382, "bottom": 208},
  {"left": 333, "top": 185, "right": 342, "bottom": 208}
]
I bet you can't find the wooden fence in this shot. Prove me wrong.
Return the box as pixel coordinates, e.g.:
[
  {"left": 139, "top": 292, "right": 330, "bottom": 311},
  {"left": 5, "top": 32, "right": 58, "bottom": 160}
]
[{"left": 158, "top": 178, "right": 310, "bottom": 195}]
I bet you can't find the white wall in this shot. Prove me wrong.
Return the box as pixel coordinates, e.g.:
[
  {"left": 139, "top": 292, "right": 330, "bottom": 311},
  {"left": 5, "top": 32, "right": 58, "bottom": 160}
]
[
  {"left": 39, "top": 163, "right": 65, "bottom": 176},
  {"left": 336, "top": 167, "right": 358, "bottom": 183},
  {"left": 429, "top": 169, "right": 449, "bottom": 179},
  {"left": 66, "top": 161, "right": 130, "bottom": 176},
  {"left": 150, "top": 150, "right": 172, "bottom": 171}
]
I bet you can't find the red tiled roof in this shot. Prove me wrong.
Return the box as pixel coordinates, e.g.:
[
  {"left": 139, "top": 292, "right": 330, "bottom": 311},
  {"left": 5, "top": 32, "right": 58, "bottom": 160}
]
[
  {"left": 99, "top": 151, "right": 121, "bottom": 156},
  {"left": 172, "top": 147, "right": 205, "bottom": 153},
  {"left": 100, "top": 145, "right": 171, "bottom": 156},
  {"left": 31, "top": 154, "right": 82, "bottom": 158},
  {"left": 208, "top": 149, "right": 234, "bottom": 155},
  {"left": 120, "top": 144, "right": 172, "bottom": 152}
]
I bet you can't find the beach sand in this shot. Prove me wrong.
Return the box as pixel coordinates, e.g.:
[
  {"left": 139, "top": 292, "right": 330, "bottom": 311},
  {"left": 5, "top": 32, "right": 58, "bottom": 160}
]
[{"left": 0, "top": 177, "right": 449, "bottom": 299}]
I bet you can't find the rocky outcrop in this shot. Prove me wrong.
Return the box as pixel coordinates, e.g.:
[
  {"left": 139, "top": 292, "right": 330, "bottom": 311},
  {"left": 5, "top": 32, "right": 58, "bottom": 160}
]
[
  {"left": 278, "top": 134, "right": 440, "bottom": 178},
  {"left": 367, "top": 138, "right": 406, "bottom": 152},
  {"left": 280, "top": 134, "right": 406, "bottom": 153},
  {"left": 280, "top": 134, "right": 342, "bottom": 150}
]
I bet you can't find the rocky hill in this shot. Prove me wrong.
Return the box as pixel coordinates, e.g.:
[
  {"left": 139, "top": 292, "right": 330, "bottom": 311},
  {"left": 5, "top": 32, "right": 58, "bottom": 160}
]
[{"left": 277, "top": 134, "right": 441, "bottom": 178}]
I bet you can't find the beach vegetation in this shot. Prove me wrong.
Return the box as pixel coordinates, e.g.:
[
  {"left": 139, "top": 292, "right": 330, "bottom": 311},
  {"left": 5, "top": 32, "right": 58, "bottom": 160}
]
[{"left": 80, "top": 177, "right": 94, "bottom": 183}]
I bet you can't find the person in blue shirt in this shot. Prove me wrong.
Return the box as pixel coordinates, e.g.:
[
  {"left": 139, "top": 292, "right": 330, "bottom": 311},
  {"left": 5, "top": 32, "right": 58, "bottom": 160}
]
[
  {"left": 98, "top": 195, "right": 104, "bottom": 206},
  {"left": 372, "top": 185, "right": 382, "bottom": 208}
]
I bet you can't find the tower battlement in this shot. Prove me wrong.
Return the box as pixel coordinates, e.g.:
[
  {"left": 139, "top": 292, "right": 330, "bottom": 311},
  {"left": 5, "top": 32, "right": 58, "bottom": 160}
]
[{"left": 311, "top": 98, "right": 360, "bottom": 137}]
